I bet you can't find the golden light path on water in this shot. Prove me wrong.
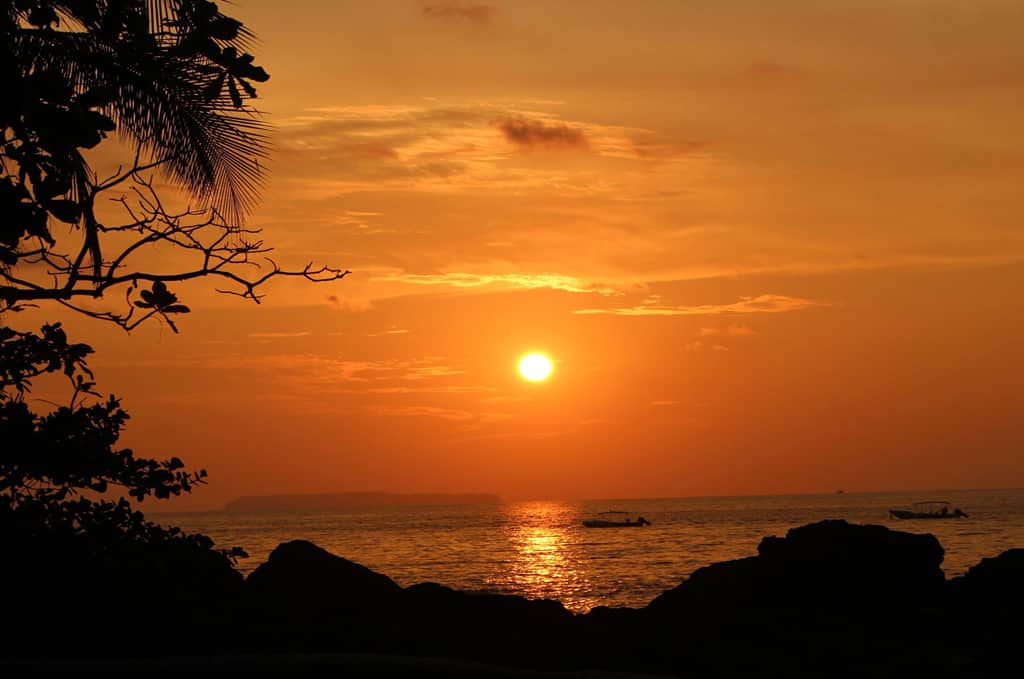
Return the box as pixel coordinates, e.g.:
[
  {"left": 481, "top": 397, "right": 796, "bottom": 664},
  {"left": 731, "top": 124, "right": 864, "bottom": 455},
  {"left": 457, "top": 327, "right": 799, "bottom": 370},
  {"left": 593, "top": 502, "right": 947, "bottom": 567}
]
[{"left": 487, "top": 501, "right": 600, "bottom": 611}]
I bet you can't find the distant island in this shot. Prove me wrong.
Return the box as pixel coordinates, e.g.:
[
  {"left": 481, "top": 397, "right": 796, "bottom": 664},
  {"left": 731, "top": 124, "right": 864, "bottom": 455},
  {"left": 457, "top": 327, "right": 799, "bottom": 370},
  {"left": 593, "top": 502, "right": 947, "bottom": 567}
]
[{"left": 223, "top": 492, "right": 502, "bottom": 512}]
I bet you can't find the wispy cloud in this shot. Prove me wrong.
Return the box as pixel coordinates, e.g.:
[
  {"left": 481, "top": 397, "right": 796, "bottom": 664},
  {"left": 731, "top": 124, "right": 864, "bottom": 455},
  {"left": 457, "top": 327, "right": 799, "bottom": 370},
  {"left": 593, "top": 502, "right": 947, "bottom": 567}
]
[
  {"left": 364, "top": 385, "right": 494, "bottom": 395},
  {"left": 271, "top": 102, "right": 696, "bottom": 199},
  {"left": 736, "top": 59, "right": 805, "bottom": 85},
  {"left": 495, "top": 117, "right": 588, "bottom": 150},
  {"left": 373, "top": 271, "right": 620, "bottom": 295},
  {"left": 421, "top": 1, "right": 495, "bottom": 25},
  {"left": 370, "top": 405, "right": 476, "bottom": 421},
  {"left": 699, "top": 323, "right": 757, "bottom": 337},
  {"left": 575, "top": 294, "right": 826, "bottom": 316},
  {"left": 207, "top": 354, "right": 462, "bottom": 386},
  {"left": 367, "top": 327, "right": 411, "bottom": 337},
  {"left": 401, "top": 364, "right": 465, "bottom": 380},
  {"left": 247, "top": 331, "right": 313, "bottom": 339}
]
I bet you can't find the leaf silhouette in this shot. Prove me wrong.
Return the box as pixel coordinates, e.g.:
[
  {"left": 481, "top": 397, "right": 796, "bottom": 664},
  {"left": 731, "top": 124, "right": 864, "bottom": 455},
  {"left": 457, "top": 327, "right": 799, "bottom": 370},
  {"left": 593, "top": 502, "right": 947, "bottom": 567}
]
[
  {"left": 162, "top": 304, "right": 191, "bottom": 314},
  {"left": 46, "top": 200, "right": 81, "bottom": 224}
]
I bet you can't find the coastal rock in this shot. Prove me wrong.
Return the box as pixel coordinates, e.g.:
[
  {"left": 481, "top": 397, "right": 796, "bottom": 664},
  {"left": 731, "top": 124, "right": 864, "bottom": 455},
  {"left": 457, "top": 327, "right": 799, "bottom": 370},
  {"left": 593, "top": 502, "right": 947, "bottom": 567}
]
[
  {"left": 949, "top": 548, "right": 1024, "bottom": 604},
  {"left": 757, "top": 519, "right": 946, "bottom": 602},
  {"left": 580, "top": 605, "right": 642, "bottom": 627},
  {"left": 947, "top": 548, "right": 1024, "bottom": 661},
  {"left": 647, "top": 519, "right": 945, "bottom": 615},
  {"left": 400, "top": 582, "right": 575, "bottom": 666},
  {"left": 245, "top": 539, "right": 402, "bottom": 612},
  {"left": 404, "top": 581, "right": 573, "bottom": 627}
]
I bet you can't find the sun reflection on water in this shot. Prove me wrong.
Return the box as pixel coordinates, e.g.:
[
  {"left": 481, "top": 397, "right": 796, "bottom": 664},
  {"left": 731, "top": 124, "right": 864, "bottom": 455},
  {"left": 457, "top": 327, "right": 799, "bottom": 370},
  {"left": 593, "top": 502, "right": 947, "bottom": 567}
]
[{"left": 486, "top": 501, "right": 599, "bottom": 612}]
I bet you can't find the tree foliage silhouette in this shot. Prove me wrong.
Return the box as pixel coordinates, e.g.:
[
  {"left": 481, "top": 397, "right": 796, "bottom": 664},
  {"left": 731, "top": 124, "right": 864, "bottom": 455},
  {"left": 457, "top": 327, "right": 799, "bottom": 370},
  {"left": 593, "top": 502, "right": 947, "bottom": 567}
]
[
  {"left": 0, "top": 1, "right": 340, "bottom": 582},
  {"left": 0, "top": 322, "right": 245, "bottom": 561},
  {"left": 1, "top": 0, "right": 348, "bottom": 330}
]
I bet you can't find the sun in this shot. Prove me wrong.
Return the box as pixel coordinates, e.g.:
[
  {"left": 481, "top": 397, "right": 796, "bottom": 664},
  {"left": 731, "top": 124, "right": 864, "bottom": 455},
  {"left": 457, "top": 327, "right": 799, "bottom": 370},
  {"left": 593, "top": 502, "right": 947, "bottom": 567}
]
[{"left": 518, "top": 353, "right": 553, "bottom": 382}]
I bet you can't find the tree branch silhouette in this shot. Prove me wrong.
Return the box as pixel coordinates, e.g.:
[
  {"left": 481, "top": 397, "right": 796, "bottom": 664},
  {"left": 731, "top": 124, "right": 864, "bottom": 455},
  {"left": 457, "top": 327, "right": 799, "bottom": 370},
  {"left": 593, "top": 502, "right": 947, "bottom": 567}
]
[
  {"left": 2, "top": 0, "right": 349, "bottom": 333},
  {"left": 1, "top": 1, "right": 334, "bottom": 585},
  {"left": 1, "top": 162, "right": 349, "bottom": 333}
]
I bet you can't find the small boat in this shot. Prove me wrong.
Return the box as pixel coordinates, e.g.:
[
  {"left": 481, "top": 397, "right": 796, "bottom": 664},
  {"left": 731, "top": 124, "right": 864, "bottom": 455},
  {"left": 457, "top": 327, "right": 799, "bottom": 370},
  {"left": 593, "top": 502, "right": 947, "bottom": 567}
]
[
  {"left": 888, "top": 500, "right": 968, "bottom": 520},
  {"left": 582, "top": 510, "right": 651, "bottom": 528}
]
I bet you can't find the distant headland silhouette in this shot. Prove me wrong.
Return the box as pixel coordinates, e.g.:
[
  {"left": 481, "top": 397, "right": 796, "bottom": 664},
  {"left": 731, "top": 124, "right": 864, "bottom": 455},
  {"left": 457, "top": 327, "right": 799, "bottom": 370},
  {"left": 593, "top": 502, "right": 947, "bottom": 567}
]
[{"left": 223, "top": 492, "right": 503, "bottom": 512}]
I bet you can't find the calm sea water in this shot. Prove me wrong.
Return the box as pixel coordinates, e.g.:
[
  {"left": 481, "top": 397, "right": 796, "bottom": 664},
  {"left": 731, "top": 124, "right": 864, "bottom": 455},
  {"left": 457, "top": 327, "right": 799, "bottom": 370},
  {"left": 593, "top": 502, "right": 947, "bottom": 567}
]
[{"left": 154, "top": 489, "right": 1024, "bottom": 613}]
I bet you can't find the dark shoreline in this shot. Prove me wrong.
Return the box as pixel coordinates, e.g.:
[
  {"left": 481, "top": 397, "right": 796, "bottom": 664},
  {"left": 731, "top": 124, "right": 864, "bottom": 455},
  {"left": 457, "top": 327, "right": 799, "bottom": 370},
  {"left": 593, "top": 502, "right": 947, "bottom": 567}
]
[{"left": 5, "top": 519, "right": 1022, "bottom": 677}]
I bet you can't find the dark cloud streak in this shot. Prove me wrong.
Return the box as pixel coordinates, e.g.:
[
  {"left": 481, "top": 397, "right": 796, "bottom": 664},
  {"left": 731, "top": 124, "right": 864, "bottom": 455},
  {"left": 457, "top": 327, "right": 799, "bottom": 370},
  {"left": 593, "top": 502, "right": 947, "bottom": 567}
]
[{"left": 495, "top": 117, "right": 588, "bottom": 150}]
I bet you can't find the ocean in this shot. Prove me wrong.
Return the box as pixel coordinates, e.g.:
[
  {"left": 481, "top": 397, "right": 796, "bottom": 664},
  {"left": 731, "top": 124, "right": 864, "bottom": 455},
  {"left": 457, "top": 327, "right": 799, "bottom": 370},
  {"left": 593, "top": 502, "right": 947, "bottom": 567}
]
[{"left": 154, "top": 488, "right": 1024, "bottom": 613}]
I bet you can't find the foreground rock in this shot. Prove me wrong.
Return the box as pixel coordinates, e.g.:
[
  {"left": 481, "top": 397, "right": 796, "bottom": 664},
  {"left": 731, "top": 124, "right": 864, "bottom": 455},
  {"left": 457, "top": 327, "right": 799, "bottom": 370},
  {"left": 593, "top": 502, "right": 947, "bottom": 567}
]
[
  {"left": 241, "top": 539, "right": 405, "bottom": 652},
  {"left": 246, "top": 539, "right": 403, "bottom": 611},
  {"left": 5, "top": 520, "right": 1023, "bottom": 677},
  {"left": 636, "top": 521, "right": 957, "bottom": 676},
  {"left": 241, "top": 540, "right": 576, "bottom": 664},
  {"left": 947, "top": 547, "right": 1024, "bottom": 655},
  {"left": 647, "top": 519, "right": 945, "bottom": 616},
  {"left": 949, "top": 547, "right": 1024, "bottom": 605},
  {"left": 2, "top": 526, "right": 244, "bottom": 657},
  {"left": 401, "top": 582, "right": 576, "bottom": 667}
]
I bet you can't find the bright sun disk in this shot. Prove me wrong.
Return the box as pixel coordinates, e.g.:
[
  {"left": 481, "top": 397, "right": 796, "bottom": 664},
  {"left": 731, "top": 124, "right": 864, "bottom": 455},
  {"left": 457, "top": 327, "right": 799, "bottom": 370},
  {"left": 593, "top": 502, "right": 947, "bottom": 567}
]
[{"left": 518, "top": 353, "right": 553, "bottom": 382}]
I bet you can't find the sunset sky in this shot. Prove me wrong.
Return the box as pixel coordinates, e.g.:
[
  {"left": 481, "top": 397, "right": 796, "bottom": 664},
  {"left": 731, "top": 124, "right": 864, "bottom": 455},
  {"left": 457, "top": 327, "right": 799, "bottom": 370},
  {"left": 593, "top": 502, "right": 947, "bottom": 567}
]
[{"left": 26, "top": 0, "right": 1024, "bottom": 508}]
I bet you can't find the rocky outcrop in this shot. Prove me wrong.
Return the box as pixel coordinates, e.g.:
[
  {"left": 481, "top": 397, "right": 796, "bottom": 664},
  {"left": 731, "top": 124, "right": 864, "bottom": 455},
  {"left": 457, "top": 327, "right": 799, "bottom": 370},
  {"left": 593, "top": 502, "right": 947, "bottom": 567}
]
[
  {"left": 947, "top": 547, "right": 1024, "bottom": 655},
  {"left": 241, "top": 539, "right": 406, "bottom": 653},
  {"left": 646, "top": 519, "right": 945, "bottom": 616},
  {"left": 404, "top": 581, "right": 572, "bottom": 628},
  {"left": 400, "top": 582, "right": 575, "bottom": 666},
  {"left": 241, "top": 543, "right": 574, "bottom": 662},
  {"left": 636, "top": 521, "right": 961, "bottom": 676},
  {"left": 403, "top": 581, "right": 573, "bottom": 622},
  {"left": 9, "top": 520, "right": 1021, "bottom": 678},
  {"left": 949, "top": 547, "right": 1024, "bottom": 605},
  {"left": 245, "top": 539, "right": 402, "bottom": 612}
]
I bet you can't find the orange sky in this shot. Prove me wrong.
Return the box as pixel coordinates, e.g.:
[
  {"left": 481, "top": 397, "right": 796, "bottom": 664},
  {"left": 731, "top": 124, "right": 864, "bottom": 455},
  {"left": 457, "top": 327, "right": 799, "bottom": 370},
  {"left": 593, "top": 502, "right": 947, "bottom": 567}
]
[{"left": 22, "top": 1, "right": 1024, "bottom": 508}]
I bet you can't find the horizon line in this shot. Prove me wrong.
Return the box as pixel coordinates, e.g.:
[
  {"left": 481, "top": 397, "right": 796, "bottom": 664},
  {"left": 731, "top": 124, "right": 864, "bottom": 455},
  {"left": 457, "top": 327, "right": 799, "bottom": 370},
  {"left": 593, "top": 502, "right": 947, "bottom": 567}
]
[{"left": 148, "top": 485, "right": 1024, "bottom": 514}]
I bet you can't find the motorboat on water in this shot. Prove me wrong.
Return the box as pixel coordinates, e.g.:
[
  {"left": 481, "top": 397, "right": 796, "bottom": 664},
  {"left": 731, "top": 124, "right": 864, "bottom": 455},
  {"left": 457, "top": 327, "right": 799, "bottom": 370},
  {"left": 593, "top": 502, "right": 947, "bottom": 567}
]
[
  {"left": 889, "top": 500, "right": 968, "bottom": 520},
  {"left": 582, "top": 510, "right": 652, "bottom": 528}
]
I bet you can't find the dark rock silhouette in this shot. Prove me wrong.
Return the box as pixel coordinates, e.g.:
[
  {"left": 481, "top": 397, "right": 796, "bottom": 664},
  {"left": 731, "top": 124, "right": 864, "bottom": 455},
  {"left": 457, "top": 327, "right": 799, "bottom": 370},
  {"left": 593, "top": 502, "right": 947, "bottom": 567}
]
[
  {"left": 638, "top": 521, "right": 957, "bottom": 676},
  {"left": 246, "top": 539, "right": 402, "bottom": 611},
  {"left": 4, "top": 520, "right": 1023, "bottom": 678},
  {"left": 949, "top": 547, "right": 1024, "bottom": 605},
  {"left": 647, "top": 519, "right": 945, "bottom": 615},
  {"left": 401, "top": 582, "right": 575, "bottom": 666},
  {"left": 947, "top": 547, "right": 1024, "bottom": 667},
  {"left": 241, "top": 539, "right": 405, "bottom": 654},
  {"left": 2, "top": 526, "right": 244, "bottom": 658},
  {"left": 404, "top": 581, "right": 573, "bottom": 627}
]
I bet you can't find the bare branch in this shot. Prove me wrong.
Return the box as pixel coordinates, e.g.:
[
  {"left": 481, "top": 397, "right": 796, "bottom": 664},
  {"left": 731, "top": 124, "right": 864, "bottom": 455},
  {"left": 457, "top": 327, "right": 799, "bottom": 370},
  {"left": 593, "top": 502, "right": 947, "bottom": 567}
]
[{"left": 1, "top": 164, "right": 349, "bottom": 332}]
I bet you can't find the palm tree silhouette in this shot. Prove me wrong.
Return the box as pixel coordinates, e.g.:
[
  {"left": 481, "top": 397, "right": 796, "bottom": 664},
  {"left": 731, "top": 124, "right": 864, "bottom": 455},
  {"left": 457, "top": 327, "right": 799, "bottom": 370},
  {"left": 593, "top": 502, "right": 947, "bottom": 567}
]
[{"left": 4, "top": 0, "right": 270, "bottom": 219}]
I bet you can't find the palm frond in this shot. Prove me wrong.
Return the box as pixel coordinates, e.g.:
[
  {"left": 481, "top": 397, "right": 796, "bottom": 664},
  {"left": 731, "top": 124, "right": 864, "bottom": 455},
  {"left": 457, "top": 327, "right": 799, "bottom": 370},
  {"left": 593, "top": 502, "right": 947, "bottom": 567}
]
[{"left": 18, "top": 1, "right": 269, "bottom": 220}]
